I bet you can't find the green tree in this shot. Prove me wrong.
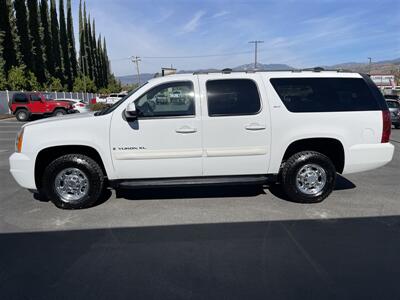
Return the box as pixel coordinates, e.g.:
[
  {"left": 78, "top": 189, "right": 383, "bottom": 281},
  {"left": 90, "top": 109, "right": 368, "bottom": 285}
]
[
  {"left": 73, "top": 75, "right": 95, "bottom": 92},
  {"left": 27, "top": 0, "right": 46, "bottom": 84},
  {"left": 66, "top": 0, "right": 78, "bottom": 78},
  {"left": 47, "top": 76, "right": 63, "bottom": 91},
  {"left": 78, "top": 0, "right": 87, "bottom": 78},
  {"left": 8, "top": 65, "right": 27, "bottom": 90},
  {"left": 14, "top": 0, "right": 34, "bottom": 72},
  {"left": 0, "top": 0, "right": 20, "bottom": 75},
  {"left": 40, "top": 0, "right": 55, "bottom": 77},
  {"left": 50, "top": 0, "right": 63, "bottom": 81},
  {"left": 103, "top": 37, "right": 110, "bottom": 86},
  {"left": 0, "top": 32, "right": 7, "bottom": 89},
  {"left": 84, "top": 6, "right": 94, "bottom": 80},
  {"left": 59, "top": 0, "right": 72, "bottom": 89},
  {"left": 26, "top": 70, "right": 41, "bottom": 91}
]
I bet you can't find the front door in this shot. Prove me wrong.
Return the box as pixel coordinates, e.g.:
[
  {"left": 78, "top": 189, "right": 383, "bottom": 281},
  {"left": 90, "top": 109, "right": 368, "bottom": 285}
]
[
  {"left": 199, "top": 74, "right": 271, "bottom": 176},
  {"left": 110, "top": 78, "right": 203, "bottom": 179}
]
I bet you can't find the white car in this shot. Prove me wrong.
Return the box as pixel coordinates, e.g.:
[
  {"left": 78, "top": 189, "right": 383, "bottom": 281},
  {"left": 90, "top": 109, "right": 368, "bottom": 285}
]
[
  {"left": 10, "top": 69, "right": 394, "bottom": 209},
  {"left": 56, "top": 98, "right": 90, "bottom": 113},
  {"left": 106, "top": 93, "right": 127, "bottom": 105}
]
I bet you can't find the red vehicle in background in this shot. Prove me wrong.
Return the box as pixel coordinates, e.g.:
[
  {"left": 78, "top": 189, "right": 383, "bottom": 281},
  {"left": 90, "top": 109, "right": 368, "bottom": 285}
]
[{"left": 9, "top": 92, "right": 75, "bottom": 122}]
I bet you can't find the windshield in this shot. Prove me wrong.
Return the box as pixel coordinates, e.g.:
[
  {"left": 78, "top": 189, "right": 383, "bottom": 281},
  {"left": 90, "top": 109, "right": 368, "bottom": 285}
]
[{"left": 95, "top": 82, "right": 148, "bottom": 116}]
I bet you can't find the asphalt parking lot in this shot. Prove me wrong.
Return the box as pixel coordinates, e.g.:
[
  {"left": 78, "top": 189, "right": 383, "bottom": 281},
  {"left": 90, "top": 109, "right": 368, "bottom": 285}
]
[{"left": 1, "top": 118, "right": 400, "bottom": 299}]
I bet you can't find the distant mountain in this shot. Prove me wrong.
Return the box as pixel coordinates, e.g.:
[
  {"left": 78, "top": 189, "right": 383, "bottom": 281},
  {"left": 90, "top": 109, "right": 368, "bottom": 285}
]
[
  {"left": 233, "top": 63, "right": 293, "bottom": 71},
  {"left": 117, "top": 58, "right": 399, "bottom": 84},
  {"left": 117, "top": 73, "right": 155, "bottom": 85},
  {"left": 327, "top": 58, "right": 400, "bottom": 74}
]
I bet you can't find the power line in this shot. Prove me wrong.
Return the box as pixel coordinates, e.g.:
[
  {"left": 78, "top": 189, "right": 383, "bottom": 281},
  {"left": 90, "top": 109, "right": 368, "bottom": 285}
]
[
  {"left": 249, "top": 40, "right": 264, "bottom": 69},
  {"left": 110, "top": 49, "right": 260, "bottom": 62},
  {"left": 131, "top": 56, "right": 141, "bottom": 84}
]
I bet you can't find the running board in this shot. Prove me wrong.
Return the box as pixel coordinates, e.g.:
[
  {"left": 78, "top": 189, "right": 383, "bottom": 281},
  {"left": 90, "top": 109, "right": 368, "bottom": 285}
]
[{"left": 110, "top": 175, "right": 276, "bottom": 189}]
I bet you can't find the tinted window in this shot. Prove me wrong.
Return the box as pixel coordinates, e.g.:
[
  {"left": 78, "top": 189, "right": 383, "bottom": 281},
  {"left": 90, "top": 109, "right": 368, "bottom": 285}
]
[
  {"left": 270, "top": 78, "right": 380, "bottom": 112},
  {"left": 13, "top": 93, "right": 28, "bottom": 103},
  {"left": 30, "top": 94, "right": 41, "bottom": 101},
  {"left": 387, "top": 101, "right": 399, "bottom": 108},
  {"left": 207, "top": 79, "right": 261, "bottom": 116},
  {"left": 134, "top": 81, "right": 195, "bottom": 117}
]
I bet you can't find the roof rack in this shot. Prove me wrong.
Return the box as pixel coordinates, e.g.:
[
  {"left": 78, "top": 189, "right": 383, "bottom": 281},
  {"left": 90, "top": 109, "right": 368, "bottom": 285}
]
[{"left": 193, "top": 67, "right": 354, "bottom": 75}]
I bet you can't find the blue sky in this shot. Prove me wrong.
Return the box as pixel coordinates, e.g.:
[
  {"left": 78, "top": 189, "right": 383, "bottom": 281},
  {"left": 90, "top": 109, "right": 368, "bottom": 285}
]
[{"left": 71, "top": 0, "right": 400, "bottom": 76}]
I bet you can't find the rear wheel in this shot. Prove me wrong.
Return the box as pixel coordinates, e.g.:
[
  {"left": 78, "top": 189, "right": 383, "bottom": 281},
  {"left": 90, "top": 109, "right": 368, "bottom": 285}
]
[
  {"left": 53, "top": 109, "right": 66, "bottom": 117},
  {"left": 280, "top": 151, "right": 336, "bottom": 203},
  {"left": 395, "top": 124, "right": 400, "bottom": 129},
  {"left": 15, "top": 109, "right": 30, "bottom": 122},
  {"left": 42, "top": 154, "right": 105, "bottom": 209}
]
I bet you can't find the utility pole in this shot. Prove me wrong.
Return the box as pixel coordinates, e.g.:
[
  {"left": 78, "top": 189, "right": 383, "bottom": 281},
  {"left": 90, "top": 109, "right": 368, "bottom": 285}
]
[
  {"left": 368, "top": 57, "right": 372, "bottom": 74},
  {"left": 249, "top": 40, "right": 264, "bottom": 69},
  {"left": 131, "top": 56, "right": 142, "bottom": 84}
]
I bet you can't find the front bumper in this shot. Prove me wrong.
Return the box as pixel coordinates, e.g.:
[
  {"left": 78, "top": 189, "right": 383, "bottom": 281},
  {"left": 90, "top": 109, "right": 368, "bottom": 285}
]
[{"left": 9, "top": 152, "right": 36, "bottom": 190}]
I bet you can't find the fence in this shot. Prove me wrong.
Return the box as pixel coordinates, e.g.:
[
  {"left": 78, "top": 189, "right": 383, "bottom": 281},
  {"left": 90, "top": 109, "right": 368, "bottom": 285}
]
[{"left": 0, "top": 91, "right": 99, "bottom": 114}]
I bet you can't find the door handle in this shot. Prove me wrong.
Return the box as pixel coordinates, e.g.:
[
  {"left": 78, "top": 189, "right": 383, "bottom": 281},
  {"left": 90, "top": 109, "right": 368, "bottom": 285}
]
[
  {"left": 176, "top": 126, "right": 197, "bottom": 134},
  {"left": 245, "top": 123, "right": 266, "bottom": 131}
]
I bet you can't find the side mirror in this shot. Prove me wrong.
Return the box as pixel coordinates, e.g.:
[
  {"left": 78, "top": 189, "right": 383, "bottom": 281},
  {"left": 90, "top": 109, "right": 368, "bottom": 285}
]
[{"left": 124, "top": 102, "right": 137, "bottom": 121}]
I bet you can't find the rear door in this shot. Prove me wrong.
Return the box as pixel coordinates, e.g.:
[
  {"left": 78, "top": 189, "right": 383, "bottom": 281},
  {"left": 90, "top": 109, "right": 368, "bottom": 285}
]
[{"left": 198, "top": 74, "right": 271, "bottom": 176}]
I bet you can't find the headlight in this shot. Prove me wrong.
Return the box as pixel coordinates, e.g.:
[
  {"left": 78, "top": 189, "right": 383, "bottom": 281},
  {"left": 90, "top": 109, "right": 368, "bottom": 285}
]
[{"left": 15, "top": 128, "right": 24, "bottom": 153}]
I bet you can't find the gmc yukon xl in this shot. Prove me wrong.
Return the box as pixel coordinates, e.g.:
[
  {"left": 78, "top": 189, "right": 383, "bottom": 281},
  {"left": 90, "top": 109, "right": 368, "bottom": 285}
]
[{"left": 9, "top": 69, "right": 394, "bottom": 209}]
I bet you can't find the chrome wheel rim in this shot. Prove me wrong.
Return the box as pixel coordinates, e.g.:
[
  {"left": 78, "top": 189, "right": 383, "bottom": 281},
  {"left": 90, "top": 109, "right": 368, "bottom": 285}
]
[
  {"left": 296, "top": 164, "right": 327, "bottom": 195},
  {"left": 56, "top": 112, "right": 64, "bottom": 116},
  {"left": 19, "top": 111, "right": 27, "bottom": 120},
  {"left": 54, "top": 168, "right": 89, "bottom": 202}
]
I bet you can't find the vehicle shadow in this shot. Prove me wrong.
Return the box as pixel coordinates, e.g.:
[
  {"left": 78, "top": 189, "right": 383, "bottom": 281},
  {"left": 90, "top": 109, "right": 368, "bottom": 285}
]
[
  {"left": 1, "top": 215, "right": 399, "bottom": 299},
  {"left": 116, "top": 185, "right": 266, "bottom": 201},
  {"left": 268, "top": 174, "right": 356, "bottom": 202}
]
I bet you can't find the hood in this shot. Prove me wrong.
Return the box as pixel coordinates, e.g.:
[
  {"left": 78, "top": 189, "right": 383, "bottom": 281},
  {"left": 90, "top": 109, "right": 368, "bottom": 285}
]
[{"left": 23, "top": 112, "right": 95, "bottom": 128}]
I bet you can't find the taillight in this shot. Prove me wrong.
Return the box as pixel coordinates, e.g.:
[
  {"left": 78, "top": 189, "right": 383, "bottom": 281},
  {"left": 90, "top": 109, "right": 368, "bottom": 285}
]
[
  {"left": 77, "top": 103, "right": 85, "bottom": 107},
  {"left": 381, "top": 110, "right": 391, "bottom": 143}
]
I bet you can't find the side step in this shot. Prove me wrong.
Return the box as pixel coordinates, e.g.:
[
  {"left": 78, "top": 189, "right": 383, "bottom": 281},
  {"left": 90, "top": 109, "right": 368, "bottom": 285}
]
[{"left": 110, "top": 175, "right": 276, "bottom": 189}]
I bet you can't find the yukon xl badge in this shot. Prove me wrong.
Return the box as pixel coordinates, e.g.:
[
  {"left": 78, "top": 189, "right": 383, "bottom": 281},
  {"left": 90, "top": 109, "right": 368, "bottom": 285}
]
[{"left": 113, "top": 146, "right": 146, "bottom": 151}]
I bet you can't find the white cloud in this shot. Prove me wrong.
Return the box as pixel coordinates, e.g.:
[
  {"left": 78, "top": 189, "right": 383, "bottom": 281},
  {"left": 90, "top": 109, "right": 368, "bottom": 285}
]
[
  {"left": 180, "top": 10, "right": 206, "bottom": 34},
  {"left": 212, "top": 10, "right": 229, "bottom": 18}
]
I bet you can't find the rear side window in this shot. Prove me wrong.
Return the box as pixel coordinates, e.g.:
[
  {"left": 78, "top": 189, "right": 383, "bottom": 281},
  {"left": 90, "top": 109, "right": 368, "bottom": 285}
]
[
  {"left": 13, "top": 93, "right": 29, "bottom": 103},
  {"left": 270, "top": 78, "right": 380, "bottom": 112},
  {"left": 207, "top": 79, "right": 261, "bottom": 116},
  {"left": 30, "top": 94, "right": 41, "bottom": 101}
]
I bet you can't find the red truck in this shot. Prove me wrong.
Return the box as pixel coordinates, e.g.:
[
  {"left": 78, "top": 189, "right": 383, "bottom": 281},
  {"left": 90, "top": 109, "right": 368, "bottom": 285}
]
[{"left": 9, "top": 92, "right": 75, "bottom": 122}]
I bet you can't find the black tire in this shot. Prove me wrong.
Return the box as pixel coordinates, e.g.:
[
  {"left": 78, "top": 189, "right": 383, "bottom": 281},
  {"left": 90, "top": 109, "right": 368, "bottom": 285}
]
[
  {"left": 280, "top": 151, "right": 336, "bottom": 203},
  {"left": 15, "top": 109, "right": 30, "bottom": 122},
  {"left": 42, "top": 154, "right": 104, "bottom": 209},
  {"left": 53, "top": 108, "right": 66, "bottom": 117},
  {"left": 395, "top": 124, "right": 400, "bottom": 129}
]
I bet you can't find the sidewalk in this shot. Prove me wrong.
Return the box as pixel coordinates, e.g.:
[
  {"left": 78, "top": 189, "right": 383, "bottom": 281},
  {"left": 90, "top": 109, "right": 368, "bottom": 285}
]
[{"left": 0, "top": 114, "right": 14, "bottom": 120}]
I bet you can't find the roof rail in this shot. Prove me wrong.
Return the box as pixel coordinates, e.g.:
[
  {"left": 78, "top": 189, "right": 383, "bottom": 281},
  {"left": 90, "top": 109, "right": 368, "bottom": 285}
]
[{"left": 193, "top": 67, "right": 354, "bottom": 75}]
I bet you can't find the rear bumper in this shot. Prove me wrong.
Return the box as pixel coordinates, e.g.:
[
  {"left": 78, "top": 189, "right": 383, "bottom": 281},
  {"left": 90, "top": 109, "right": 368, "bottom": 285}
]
[
  {"left": 343, "top": 143, "right": 395, "bottom": 174},
  {"left": 9, "top": 152, "right": 36, "bottom": 190}
]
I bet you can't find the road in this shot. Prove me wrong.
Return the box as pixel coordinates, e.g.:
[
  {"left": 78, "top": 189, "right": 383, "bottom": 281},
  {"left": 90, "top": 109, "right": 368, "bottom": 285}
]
[{"left": 0, "top": 118, "right": 399, "bottom": 299}]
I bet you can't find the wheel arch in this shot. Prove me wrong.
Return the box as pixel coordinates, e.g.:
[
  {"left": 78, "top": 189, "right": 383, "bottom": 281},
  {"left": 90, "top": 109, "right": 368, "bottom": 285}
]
[
  {"left": 281, "top": 137, "right": 345, "bottom": 173},
  {"left": 35, "top": 145, "right": 108, "bottom": 190}
]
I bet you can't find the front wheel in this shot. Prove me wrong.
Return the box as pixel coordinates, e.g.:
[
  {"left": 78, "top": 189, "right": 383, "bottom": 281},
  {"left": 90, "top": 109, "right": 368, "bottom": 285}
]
[
  {"left": 42, "top": 154, "right": 105, "bottom": 209},
  {"left": 280, "top": 151, "right": 336, "bottom": 203},
  {"left": 15, "top": 109, "right": 30, "bottom": 122}
]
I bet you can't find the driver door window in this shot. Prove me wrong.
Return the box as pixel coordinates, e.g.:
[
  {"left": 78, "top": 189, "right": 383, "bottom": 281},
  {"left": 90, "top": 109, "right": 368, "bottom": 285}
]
[{"left": 135, "top": 81, "right": 195, "bottom": 117}]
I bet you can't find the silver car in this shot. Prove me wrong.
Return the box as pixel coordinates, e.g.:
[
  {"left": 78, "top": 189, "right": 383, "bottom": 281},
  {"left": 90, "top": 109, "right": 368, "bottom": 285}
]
[{"left": 386, "top": 100, "right": 400, "bottom": 129}]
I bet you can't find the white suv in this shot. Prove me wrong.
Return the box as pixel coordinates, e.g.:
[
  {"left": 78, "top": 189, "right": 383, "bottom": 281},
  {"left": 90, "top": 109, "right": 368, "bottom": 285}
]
[{"left": 9, "top": 69, "right": 394, "bottom": 209}]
